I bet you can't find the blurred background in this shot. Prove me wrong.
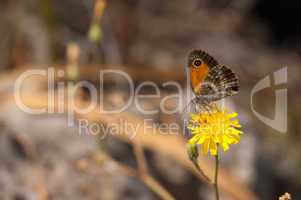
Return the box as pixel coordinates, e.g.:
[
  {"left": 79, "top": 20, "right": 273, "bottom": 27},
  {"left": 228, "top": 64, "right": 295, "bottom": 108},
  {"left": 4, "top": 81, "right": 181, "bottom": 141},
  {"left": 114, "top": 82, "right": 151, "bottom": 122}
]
[{"left": 0, "top": 0, "right": 300, "bottom": 199}]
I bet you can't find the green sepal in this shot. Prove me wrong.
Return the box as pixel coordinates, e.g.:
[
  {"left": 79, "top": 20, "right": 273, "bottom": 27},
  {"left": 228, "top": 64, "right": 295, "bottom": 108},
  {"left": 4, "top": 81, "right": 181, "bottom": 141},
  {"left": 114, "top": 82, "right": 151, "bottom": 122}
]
[{"left": 187, "top": 143, "right": 200, "bottom": 170}]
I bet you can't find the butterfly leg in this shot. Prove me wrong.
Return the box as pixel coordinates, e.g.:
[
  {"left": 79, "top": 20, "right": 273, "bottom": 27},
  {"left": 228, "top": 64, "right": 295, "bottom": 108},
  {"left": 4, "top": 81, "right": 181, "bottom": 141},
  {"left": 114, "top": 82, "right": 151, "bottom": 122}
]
[{"left": 189, "top": 97, "right": 213, "bottom": 113}]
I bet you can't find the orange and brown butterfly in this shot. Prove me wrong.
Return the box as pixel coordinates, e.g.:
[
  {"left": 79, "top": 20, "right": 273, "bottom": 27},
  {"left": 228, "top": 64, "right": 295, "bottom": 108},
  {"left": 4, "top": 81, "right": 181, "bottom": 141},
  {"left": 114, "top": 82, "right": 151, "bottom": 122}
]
[{"left": 187, "top": 50, "right": 239, "bottom": 112}]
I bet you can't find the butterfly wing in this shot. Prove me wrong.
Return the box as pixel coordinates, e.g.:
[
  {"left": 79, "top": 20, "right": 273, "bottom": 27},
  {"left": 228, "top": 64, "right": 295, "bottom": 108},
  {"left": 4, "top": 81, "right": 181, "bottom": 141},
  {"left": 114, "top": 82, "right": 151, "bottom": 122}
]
[
  {"left": 188, "top": 50, "right": 219, "bottom": 95},
  {"left": 200, "top": 64, "right": 239, "bottom": 101}
]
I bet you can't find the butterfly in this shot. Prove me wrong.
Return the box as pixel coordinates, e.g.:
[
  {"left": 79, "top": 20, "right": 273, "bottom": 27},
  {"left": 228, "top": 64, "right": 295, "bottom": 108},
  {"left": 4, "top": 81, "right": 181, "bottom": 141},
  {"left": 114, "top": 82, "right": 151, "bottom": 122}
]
[{"left": 186, "top": 50, "right": 239, "bottom": 112}]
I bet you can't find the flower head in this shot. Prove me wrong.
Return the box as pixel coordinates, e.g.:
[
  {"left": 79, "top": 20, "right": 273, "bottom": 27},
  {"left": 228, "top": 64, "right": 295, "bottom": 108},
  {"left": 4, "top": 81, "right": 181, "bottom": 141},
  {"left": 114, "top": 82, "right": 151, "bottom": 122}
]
[{"left": 187, "top": 106, "right": 242, "bottom": 156}]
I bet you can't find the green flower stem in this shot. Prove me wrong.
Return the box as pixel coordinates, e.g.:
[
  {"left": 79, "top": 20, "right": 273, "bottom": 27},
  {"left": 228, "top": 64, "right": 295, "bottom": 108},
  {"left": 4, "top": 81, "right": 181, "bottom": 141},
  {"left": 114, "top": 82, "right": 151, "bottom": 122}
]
[{"left": 214, "top": 151, "right": 220, "bottom": 200}]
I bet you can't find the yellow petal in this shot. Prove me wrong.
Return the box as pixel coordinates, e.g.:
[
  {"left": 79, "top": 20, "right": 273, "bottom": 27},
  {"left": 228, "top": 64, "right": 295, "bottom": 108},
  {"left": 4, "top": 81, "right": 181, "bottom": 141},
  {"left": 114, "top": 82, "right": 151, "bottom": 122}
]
[
  {"left": 201, "top": 139, "right": 210, "bottom": 155},
  {"left": 197, "top": 135, "right": 207, "bottom": 144},
  {"left": 188, "top": 134, "right": 201, "bottom": 144},
  {"left": 227, "top": 112, "right": 238, "bottom": 118},
  {"left": 221, "top": 142, "right": 229, "bottom": 151},
  {"left": 209, "top": 140, "right": 217, "bottom": 155}
]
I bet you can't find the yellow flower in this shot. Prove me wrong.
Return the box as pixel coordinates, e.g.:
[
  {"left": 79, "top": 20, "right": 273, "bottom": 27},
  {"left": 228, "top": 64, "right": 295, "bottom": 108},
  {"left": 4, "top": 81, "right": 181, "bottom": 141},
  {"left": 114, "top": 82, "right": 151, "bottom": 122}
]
[{"left": 187, "top": 107, "right": 242, "bottom": 156}]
